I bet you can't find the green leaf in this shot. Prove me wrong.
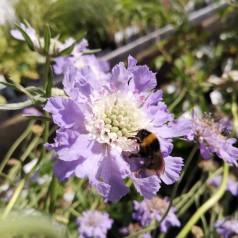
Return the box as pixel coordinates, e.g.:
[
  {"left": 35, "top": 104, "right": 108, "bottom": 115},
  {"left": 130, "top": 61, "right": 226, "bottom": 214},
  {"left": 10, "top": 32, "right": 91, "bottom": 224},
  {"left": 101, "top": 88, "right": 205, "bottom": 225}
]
[
  {"left": 0, "top": 79, "right": 36, "bottom": 103},
  {"left": 75, "top": 32, "right": 87, "bottom": 43},
  {"left": 44, "top": 24, "right": 51, "bottom": 54},
  {"left": 0, "top": 82, "right": 45, "bottom": 101},
  {"left": 22, "top": 114, "right": 52, "bottom": 122},
  {"left": 0, "top": 81, "right": 16, "bottom": 90},
  {"left": 15, "top": 24, "right": 35, "bottom": 51},
  {"left": 46, "top": 66, "right": 54, "bottom": 98},
  {"left": 9, "top": 79, "right": 35, "bottom": 103},
  {"left": 57, "top": 42, "right": 75, "bottom": 56}
]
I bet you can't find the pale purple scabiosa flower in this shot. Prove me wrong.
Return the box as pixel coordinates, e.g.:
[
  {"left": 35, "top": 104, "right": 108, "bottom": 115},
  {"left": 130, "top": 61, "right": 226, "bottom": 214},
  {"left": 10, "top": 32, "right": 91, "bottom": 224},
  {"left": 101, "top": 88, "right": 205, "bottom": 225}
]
[
  {"left": 208, "top": 175, "right": 238, "bottom": 196},
  {"left": 53, "top": 39, "right": 88, "bottom": 74},
  {"left": 44, "top": 56, "right": 188, "bottom": 201},
  {"left": 53, "top": 39, "right": 110, "bottom": 82},
  {"left": 133, "top": 196, "right": 180, "bottom": 233},
  {"left": 10, "top": 23, "right": 74, "bottom": 55},
  {"left": 189, "top": 110, "right": 238, "bottom": 166},
  {"left": 214, "top": 218, "right": 238, "bottom": 238},
  {"left": 77, "top": 210, "right": 113, "bottom": 238}
]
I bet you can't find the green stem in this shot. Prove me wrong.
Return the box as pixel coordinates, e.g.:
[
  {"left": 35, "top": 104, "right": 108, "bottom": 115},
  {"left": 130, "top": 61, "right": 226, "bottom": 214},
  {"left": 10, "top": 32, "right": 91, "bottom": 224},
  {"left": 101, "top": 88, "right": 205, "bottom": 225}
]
[
  {"left": 2, "top": 177, "right": 27, "bottom": 218},
  {"left": 195, "top": 196, "right": 208, "bottom": 236},
  {"left": 43, "top": 119, "right": 49, "bottom": 144},
  {"left": 180, "top": 155, "right": 201, "bottom": 194},
  {"left": 176, "top": 163, "right": 229, "bottom": 238},
  {"left": 209, "top": 208, "right": 217, "bottom": 238},
  {"left": 177, "top": 185, "right": 206, "bottom": 217},
  {"left": 231, "top": 90, "right": 238, "bottom": 135},
  {"left": 7, "top": 136, "right": 42, "bottom": 179},
  {"left": 20, "top": 136, "right": 40, "bottom": 162},
  {"left": 169, "top": 87, "right": 187, "bottom": 112},
  {"left": 49, "top": 175, "right": 58, "bottom": 213},
  {"left": 69, "top": 208, "right": 81, "bottom": 217},
  {"left": 43, "top": 56, "right": 50, "bottom": 92},
  {"left": 175, "top": 180, "right": 203, "bottom": 210},
  {"left": 177, "top": 166, "right": 222, "bottom": 205},
  {"left": 0, "top": 120, "right": 34, "bottom": 174},
  {"left": 28, "top": 186, "right": 48, "bottom": 208},
  {"left": 40, "top": 111, "right": 50, "bottom": 163},
  {"left": 176, "top": 167, "right": 222, "bottom": 217},
  {"left": 2, "top": 137, "right": 48, "bottom": 218},
  {"left": 159, "top": 233, "right": 166, "bottom": 238},
  {"left": 180, "top": 144, "right": 198, "bottom": 181}
]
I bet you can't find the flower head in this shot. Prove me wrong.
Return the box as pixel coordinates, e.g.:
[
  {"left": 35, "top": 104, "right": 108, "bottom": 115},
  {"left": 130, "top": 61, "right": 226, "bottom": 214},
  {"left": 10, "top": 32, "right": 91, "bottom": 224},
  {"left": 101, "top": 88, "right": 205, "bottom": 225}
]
[
  {"left": 208, "top": 175, "right": 238, "bottom": 196},
  {"left": 44, "top": 56, "right": 187, "bottom": 201},
  {"left": 214, "top": 218, "right": 238, "bottom": 238},
  {"left": 189, "top": 110, "right": 238, "bottom": 166},
  {"left": 133, "top": 196, "right": 180, "bottom": 233},
  {"left": 10, "top": 23, "right": 74, "bottom": 55},
  {"left": 53, "top": 39, "right": 110, "bottom": 81},
  {"left": 77, "top": 210, "right": 113, "bottom": 238}
]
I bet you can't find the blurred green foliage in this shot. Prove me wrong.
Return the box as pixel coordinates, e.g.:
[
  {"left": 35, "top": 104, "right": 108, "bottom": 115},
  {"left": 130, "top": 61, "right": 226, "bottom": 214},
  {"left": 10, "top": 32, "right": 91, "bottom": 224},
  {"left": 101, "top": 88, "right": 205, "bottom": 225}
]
[
  {"left": 0, "top": 27, "right": 39, "bottom": 83},
  {"left": 13, "top": 0, "right": 188, "bottom": 48},
  {"left": 1, "top": 0, "right": 192, "bottom": 103},
  {"left": 152, "top": 3, "right": 238, "bottom": 119}
]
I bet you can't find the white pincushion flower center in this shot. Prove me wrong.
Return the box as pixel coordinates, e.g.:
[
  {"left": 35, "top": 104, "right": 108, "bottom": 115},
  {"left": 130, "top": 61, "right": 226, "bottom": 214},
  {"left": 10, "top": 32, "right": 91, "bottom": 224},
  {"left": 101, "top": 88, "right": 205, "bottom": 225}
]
[{"left": 85, "top": 91, "right": 151, "bottom": 151}]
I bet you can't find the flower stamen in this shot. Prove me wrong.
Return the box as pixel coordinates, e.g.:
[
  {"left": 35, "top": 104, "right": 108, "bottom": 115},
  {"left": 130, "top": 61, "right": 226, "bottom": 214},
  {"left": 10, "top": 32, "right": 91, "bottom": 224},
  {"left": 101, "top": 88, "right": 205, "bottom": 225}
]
[{"left": 85, "top": 91, "right": 151, "bottom": 151}]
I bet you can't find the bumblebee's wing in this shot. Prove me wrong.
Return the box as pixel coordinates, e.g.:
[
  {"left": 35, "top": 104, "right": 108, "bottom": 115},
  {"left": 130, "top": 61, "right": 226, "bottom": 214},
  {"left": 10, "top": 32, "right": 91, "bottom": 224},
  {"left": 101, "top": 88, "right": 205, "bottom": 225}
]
[{"left": 153, "top": 150, "right": 165, "bottom": 177}]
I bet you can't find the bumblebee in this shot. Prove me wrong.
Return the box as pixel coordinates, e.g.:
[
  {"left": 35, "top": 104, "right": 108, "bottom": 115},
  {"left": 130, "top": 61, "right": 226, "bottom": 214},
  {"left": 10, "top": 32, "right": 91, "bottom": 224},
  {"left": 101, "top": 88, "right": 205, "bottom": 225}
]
[{"left": 129, "top": 129, "right": 165, "bottom": 177}]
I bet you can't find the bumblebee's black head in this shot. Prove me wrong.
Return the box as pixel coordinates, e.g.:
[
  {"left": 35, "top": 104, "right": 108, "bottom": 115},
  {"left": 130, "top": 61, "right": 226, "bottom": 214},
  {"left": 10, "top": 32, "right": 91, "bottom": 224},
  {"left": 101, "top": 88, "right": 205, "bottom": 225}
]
[{"left": 136, "top": 129, "right": 151, "bottom": 140}]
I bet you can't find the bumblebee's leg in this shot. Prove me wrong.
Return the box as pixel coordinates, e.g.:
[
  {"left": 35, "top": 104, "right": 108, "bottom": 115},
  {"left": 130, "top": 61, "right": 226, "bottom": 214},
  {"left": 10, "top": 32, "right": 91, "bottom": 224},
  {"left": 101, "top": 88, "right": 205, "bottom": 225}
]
[
  {"left": 135, "top": 167, "right": 145, "bottom": 177},
  {"left": 128, "top": 136, "right": 141, "bottom": 143},
  {"left": 135, "top": 156, "right": 152, "bottom": 177}
]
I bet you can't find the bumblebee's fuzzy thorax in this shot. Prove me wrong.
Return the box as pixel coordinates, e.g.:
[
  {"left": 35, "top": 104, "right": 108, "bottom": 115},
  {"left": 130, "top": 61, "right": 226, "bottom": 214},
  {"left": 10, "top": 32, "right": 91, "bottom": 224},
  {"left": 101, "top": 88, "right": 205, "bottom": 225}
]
[
  {"left": 129, "top": 129, "right": 165, "bottom": 177},
  {"left": 140, "top": 133, "right": 158, "bottom": 148}
]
